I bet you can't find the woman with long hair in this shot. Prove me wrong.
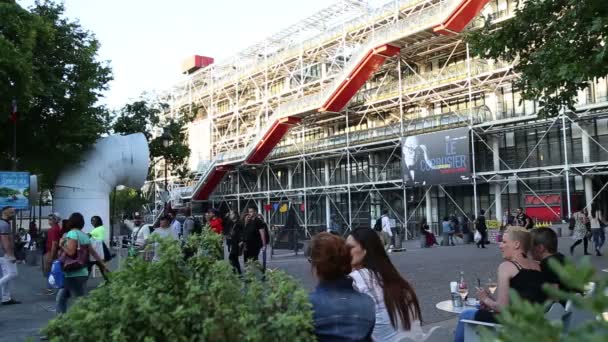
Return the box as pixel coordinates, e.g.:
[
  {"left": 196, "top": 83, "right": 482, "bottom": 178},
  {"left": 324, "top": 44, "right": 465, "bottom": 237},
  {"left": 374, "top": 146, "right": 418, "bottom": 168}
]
[
  {"left": 309, "top": 232, "right": 375, "bottom": 341},
  {"left": 346, "top": 228, "right": 423, "bottom": 341}
]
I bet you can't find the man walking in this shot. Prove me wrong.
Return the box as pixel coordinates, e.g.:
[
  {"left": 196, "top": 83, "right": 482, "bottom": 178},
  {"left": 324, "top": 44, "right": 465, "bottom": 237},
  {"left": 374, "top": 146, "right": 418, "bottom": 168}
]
[
  {"left": 380, "top": 210, "right": 393, "bottom": 252},
  {"left": 149, "top": 215, "right": 177, "bottom": 262},
  {"left": 242, "top": 206, "right": 268, "bottom": 264},
  {"left": 475, "top": 209, "right": 488, "bottom": 249},
  {"left": 0, "top": 206, "right": 20, "bottom": 305},
  {"left": 516, "top": 207, "right": 534, "bottom": 229},
  {"left": 43, "top": 213, "right": 62, "bottom": 294},
  {"left": 168, "top": 212, "right": 182, "bottom": 240}
]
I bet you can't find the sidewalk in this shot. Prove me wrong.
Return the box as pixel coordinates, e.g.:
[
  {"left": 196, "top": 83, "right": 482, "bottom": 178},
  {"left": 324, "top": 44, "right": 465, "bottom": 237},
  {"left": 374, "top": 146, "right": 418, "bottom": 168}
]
[{"left": 0, "top": 259, "right": 105, "bottom": 342}]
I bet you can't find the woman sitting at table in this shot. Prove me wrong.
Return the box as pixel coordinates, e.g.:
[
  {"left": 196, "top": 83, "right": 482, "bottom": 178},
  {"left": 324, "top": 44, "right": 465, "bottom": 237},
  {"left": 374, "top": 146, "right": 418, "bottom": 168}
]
[
  {"left": 347, "top": 228, "right": 425, "bottom": 341},
  {"left": 454, "top": 226, "right": 548, "bottom": 342},
  {"left": 308, "top": 232, "right": 376, "bottom": 341}
]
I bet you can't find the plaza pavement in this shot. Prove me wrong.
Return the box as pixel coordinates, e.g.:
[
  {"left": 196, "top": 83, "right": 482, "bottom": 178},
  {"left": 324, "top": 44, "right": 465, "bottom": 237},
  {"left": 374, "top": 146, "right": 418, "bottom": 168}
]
[{"left": 1, "top": 236, "right": 607, "bottom": 341}]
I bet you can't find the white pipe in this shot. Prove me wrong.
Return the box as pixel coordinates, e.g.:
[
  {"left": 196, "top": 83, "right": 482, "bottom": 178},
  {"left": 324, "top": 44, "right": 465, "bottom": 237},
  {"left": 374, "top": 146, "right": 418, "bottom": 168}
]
[{"left": 54, "top": 134, "right": 150, "bottom": 243}]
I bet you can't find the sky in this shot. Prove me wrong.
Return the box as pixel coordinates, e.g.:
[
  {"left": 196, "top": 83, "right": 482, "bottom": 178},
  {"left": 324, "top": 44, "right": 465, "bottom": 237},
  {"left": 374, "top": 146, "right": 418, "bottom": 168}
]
[{"left": 19, "top": 0, "right": 330, "bottom": 109}]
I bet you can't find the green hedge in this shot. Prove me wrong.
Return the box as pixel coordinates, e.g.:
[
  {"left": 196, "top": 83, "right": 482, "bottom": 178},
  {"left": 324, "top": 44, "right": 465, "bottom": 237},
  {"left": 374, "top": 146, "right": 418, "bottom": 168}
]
[{"left": 44, "top": 231, "right": 315, "bottom": 341}]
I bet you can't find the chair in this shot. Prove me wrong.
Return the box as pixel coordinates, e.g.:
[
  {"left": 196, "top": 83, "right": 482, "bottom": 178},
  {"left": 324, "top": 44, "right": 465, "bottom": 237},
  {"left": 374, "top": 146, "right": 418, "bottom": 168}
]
[
  {"left": 462, "top": 302, "right": 567, "bottom": 342},
  {"left": 399, "top": 326, "right": 452, "bottom": 342}
]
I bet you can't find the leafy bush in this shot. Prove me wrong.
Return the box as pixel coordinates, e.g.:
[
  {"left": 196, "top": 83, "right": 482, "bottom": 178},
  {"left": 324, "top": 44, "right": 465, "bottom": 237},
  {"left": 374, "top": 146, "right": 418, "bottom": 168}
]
[
  {"left": 482, "top": 258, "right": 608, "bottom": 341},
  {"left": 43, "top": 231, "right": 315, "bottom": 341}
]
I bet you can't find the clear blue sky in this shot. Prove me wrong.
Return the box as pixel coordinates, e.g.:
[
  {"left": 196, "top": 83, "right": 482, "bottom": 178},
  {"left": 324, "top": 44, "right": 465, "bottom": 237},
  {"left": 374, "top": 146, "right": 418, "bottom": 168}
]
[{"left": 19, "top": 0, "right": 330, "bottom": 109}]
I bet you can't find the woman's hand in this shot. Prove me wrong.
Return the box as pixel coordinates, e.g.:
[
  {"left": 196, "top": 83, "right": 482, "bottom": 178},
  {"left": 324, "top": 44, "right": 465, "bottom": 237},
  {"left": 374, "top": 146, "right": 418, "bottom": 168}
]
[{"left": 476, "top": 287, "right": 492, "bottom": 305}]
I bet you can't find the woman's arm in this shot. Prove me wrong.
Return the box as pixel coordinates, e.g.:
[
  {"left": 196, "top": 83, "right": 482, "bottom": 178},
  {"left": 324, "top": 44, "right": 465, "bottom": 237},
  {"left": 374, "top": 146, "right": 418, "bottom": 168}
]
[
  {"left": 478, "top": 262, "right": 515, "bottom": 311},
  {"left": 87, "top": 244, "right": 109, "bottom": 272},
  {"left": 62, "top": 238, "right": 78, "bottom": 256}
]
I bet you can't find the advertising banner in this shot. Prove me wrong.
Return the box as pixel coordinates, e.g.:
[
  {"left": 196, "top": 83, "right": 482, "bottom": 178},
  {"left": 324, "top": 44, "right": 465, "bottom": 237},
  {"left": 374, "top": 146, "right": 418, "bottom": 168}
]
[
  {"left": 0, "top": 172, "right": 30, "bottom": 209},
  {"left": 401, "top": 127, "right": 471, "bottom": 186}
]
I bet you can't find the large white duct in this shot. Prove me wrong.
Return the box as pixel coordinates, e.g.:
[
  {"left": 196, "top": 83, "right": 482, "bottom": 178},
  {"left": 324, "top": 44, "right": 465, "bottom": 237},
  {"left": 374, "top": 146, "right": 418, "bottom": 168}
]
[{"left": 54, "top": 134, "right": 149, "bottom": 243}]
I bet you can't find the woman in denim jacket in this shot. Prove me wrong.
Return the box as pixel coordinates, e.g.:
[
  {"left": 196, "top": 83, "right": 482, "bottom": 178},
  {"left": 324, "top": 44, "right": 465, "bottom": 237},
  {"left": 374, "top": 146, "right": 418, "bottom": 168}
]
[{"left": 309, "top": 232, "right": 375, "bottom": 341}]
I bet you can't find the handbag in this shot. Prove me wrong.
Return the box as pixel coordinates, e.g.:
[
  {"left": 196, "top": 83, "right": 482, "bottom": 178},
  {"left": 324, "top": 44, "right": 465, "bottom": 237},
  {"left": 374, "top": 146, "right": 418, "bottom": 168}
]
[
  {"left": 474, "top": 230, "right": 482, "bottom": 243},
  {"left": 59, "top": 236, "right": 89, "bottom": 272}
]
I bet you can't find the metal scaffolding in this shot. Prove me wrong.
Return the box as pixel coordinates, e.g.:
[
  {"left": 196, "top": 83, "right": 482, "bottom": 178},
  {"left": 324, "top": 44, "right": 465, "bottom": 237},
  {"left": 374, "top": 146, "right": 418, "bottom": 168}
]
[{"left": 146, "top": 0, "right": 608, "bottom": 239}]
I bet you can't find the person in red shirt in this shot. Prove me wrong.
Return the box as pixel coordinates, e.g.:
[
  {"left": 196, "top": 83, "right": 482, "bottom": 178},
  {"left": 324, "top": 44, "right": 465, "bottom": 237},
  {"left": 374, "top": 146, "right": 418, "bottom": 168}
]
[
  {"left": 43, "top": 212, "right": 62, "bottom": 294},
  {"left": 207, "top": 209, "right": 223, "bottom": 235}
]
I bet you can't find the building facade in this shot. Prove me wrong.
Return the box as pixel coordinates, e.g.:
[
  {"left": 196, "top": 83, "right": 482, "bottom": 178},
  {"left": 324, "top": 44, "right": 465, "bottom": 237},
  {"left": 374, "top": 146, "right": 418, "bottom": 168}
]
[{"left": 151, "top": 0, "right": 608, "bottom": 238}]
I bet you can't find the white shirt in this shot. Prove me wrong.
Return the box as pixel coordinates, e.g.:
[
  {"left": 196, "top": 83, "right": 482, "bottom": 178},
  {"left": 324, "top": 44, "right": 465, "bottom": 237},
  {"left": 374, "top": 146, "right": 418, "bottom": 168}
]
[
  {"left": 350, "top": 268, "right": 424, "bottom": 341},
  {"left": 150, "top": 227, "right": 176, "bottom": 262},
  {"left": 132, "top": 224, "right": 152, "bottom": 247},
  {"left": 170, "top": 220, "right": 182, "bottom": 240},
  {"left": 382, "top": 216, "right": 392, "bottom": 237}
]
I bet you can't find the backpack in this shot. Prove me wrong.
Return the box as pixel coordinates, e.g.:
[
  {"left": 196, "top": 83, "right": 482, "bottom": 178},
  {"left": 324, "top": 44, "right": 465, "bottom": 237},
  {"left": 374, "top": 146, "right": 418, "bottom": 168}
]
[{"left": 374, "top": 217, "right": 383, "bottom": 232}]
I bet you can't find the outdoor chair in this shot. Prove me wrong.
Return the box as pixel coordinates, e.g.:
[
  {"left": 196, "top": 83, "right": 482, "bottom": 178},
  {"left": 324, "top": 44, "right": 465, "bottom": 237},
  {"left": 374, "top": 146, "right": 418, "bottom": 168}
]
[
  {"left": 461, "top": 302, "right": 568, "bottom": 342},
  {"left": 399, "top": 326, "right": 451, "bottom": 342}
]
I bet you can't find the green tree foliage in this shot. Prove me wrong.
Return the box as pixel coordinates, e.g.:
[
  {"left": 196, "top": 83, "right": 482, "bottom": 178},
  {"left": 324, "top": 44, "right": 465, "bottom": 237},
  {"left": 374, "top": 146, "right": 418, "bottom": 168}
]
[
  {"left": 481, "top": 258, "right": 608, "bottom": 341},
  {"left": 110, "top": 188, "right": 147, "bottom": 218},
  {"left": 0, "top": 0, "right": 112, "bottom": 186},
  {"left": 43, "top": 231, "right": 315, "bottom": 342},
  {"left": 112, "top": 98, "right": 192, "bottom": 177},
  {"left": 468, "top": 0, "right": 608, "bottom": 118}
]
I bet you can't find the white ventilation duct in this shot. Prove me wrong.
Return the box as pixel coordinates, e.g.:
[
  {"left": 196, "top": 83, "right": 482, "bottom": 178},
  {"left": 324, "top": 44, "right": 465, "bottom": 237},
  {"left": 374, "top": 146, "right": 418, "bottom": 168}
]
[{"left": 54, "top": 134, "right": 149, "bottom": 243}]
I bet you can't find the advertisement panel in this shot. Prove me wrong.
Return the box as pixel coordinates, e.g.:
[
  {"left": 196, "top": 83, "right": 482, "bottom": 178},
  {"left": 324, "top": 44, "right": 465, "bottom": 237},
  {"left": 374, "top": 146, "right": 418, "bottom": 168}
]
[
  {"left": 0, "top": 172, "right": 30, "bottom": 209},
  {"left": 401, "top": 127, "right": 471, "bottom": 186}
]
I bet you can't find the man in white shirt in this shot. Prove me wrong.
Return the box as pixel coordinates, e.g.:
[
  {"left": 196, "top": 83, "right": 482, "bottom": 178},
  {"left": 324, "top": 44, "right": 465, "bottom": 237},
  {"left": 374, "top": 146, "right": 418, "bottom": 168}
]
[
  {"left": 381, "top": 210, "right": 393, "bottom": 252},
  {"left": 168, "top": 212, "right": 182, "bottom": 240},
  {"left": 149, "top": 216, "right": 177, "bottom": 262},
  {"left": 131, "top": 215, "right": 151, "bottom": 248}
]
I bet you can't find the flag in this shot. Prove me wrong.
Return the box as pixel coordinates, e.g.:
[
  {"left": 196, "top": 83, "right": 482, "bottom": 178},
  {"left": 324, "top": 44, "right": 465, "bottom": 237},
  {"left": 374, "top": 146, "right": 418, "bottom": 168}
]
[{"left": 9, "top": 100, "right": 17, "bottom": 123}]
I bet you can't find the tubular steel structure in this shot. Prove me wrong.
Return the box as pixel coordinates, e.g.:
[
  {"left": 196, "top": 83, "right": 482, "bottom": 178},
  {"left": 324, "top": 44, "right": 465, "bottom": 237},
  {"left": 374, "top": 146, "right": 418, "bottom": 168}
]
[{"left": 145, "top": 0, "right": 608, "bottom": 240}]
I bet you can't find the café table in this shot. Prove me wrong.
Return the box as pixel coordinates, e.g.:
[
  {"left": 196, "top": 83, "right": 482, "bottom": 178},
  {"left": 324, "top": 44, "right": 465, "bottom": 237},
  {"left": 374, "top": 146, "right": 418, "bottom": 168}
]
[{"left": 435, "top": 299, "right": 479, "bottom": 314}]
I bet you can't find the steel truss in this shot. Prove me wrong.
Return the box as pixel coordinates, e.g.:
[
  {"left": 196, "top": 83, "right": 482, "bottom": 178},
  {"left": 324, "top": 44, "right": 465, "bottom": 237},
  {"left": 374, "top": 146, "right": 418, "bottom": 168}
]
[{"left": 150, "top": 0, "right": 608, "bottom": 237}]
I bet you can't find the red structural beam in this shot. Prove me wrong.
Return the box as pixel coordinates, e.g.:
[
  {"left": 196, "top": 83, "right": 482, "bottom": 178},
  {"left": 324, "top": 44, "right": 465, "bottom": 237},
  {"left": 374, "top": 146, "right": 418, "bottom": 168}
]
[
  {"left": 247, "top": 116, "right": 301, "bottom": 164},
  {"left": 433, "top": 0, "right": 490, "bottom": 35},
  {"left": 192, "top": 165, "right": 233, "bottom": 201},
  {"left": 319, "top": 44, "right": 400, "bottom": 113}
]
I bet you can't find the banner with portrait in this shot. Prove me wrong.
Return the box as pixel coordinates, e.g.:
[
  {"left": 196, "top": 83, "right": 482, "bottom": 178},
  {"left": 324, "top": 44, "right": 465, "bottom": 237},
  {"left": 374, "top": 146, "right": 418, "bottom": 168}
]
[{"left": 401, "top": 127, "right": 471, "bottom": 186}]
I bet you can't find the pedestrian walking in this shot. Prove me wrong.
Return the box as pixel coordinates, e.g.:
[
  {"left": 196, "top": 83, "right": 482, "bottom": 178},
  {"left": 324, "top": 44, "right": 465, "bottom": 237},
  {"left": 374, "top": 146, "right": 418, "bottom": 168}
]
[
  {"left": 148, "top": 215, "right": 178, "bottom": 262},
  {"left": 225, "top": 210, "right": 243, "bottom": 274},
  {"left": 516, "top": 207, "right": 534, "bottom": 230},
  {"left": 207, "top": 209, "right": 223, "bottom": 235},
  {"left": 182, "top": 209, "right": 195, "bottom": 242},
  {"left": 56, "top": 212, "right": 107, "bottom": 314},
  {"left": 242, "top": 206, "right": 268, "bottom": 265},
  {"left": 441, "top": 216, "right": 455, "bottom": 246},
  {"left": 0, "top": 206, "right": 20, "bottom": 305},
  {"left": 43, "top": 213, "right": 63, "bottom": 294},
  {"left": 15, "top": 228, "right": 31, "bottom": 264},
  {"left": 168, "top": 212, "right": 182, "bottom": 240},
  {"left": 589, "top": 207, "right": 606, "bottom": 256},
  {"left": 475, "top": 209, "right": 488, "bottom": 249},
  {"left": 570, "top": 207, "right": 591, "bottom": 255},
  {"left": 89, "top": 216, "right": 106, "bottom": 241}
]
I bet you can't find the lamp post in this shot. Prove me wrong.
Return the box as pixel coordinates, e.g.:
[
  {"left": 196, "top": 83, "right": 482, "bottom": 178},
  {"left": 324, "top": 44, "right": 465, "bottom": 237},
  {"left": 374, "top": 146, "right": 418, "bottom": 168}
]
[{"left": 160, "top": 128, "right": 173, "bottom": 209}]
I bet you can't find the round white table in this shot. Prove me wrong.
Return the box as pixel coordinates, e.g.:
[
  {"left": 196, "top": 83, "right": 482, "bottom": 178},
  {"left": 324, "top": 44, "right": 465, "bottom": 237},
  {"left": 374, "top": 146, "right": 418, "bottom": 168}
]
[{"left": 435, "top": 299, "right": 478, "bottom": 314}]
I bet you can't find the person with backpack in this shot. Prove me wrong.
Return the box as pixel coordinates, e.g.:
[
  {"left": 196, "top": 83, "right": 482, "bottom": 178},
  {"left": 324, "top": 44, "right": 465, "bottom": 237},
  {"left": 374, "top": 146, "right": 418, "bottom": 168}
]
[{"left": 373, "top": 210, "right": 392, "bottom": 252}]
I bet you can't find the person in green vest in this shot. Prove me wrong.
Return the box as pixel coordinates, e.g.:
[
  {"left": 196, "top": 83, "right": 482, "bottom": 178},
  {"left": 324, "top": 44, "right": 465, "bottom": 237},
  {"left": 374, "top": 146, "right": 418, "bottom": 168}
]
[{"left": 90, "top": 216, "right": 106, "bottom": 241}]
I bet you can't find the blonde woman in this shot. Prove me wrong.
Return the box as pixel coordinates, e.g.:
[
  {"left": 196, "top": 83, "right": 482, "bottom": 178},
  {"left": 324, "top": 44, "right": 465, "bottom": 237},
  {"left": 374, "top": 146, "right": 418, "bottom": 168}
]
[{"left": 454, "top": 227, "right": 548, "bottom": 342}]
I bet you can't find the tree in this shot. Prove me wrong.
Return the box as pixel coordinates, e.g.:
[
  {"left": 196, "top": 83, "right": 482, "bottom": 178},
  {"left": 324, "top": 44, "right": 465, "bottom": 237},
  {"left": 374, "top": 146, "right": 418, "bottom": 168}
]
[
  {"left": 109, "top": 187, "right": 147, "bottom": 219},
  {"left": 467, "top": 0, "right": 608, "bottom": 118},
  {"left": 0, "top": 0, "right": 112, "bottom": 187},
  {"left": 43, "top": 232, "right": 315, "bottom": 341},
  {"left": 112, "top": 97, "right": 192, "bottom": 178}
]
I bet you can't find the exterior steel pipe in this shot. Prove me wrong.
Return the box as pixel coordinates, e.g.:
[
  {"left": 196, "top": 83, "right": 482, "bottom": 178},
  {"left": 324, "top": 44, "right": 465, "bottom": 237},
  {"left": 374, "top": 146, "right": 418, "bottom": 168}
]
[{"left": 54, "top": 134, "right": 150, "bottom": 243}]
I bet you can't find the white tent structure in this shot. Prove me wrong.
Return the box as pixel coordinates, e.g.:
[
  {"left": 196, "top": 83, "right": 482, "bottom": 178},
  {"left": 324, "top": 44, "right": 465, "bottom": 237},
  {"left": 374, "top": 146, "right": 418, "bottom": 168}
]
[{"left": 54, "top": 134, "right": 149, "bottom": 243}]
